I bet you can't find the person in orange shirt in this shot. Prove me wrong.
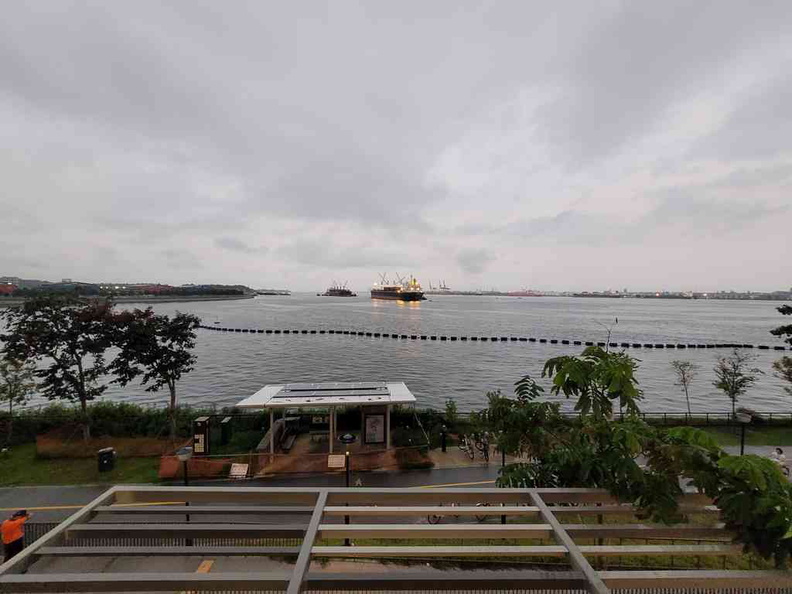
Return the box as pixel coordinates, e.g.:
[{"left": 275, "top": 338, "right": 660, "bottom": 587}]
[{"left": 2, "top": 510, "right": 31, "bottom": 563}]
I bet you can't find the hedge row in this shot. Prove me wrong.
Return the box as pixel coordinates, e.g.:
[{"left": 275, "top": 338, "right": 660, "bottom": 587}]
[
  {"left": 0, "top": 401, "right": 458, "bottom": 448},
  {"left": 0, "top": 401, "right": 217, "bottom": 446}
]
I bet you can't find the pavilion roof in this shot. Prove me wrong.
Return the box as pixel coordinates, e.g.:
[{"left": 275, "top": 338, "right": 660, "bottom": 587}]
[{"left": 235, "top": 381, "right": 416, "bottom": 409}]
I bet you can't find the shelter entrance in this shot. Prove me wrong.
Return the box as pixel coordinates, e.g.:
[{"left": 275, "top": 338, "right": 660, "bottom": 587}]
[{"left": 236, "top": 381, "right": 417, "bottom": 456}]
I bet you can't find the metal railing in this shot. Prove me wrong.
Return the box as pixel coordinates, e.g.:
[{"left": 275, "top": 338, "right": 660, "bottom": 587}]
[{"left": 3, "top": 486, "right": 792, "bottom": 594}]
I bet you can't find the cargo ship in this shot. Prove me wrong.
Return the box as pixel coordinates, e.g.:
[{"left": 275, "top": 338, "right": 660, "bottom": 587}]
[
  {"left": 318, "top": 282, "right": 356, "bottom": 297},
  {"left": 371, "top": 274, "right": 425, "bottom": 301}
]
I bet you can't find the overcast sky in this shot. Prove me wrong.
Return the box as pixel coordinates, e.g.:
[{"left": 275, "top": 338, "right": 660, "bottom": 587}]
[{"left": 1, "top": 1, "right": 790, "bottom": 291}]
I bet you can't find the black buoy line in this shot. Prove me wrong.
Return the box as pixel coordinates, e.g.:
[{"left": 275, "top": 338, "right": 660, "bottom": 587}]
[{"left": 197, "top": 325, "right": 787, "bottom": 351}]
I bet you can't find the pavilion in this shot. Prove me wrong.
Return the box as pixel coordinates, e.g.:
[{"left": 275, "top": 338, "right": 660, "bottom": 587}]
[{"left": 235, "top": 381, "right": 417, "bottom": 453}]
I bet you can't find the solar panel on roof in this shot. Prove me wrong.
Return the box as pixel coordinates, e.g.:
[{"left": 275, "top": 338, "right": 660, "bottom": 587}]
[
  {"left": 283, "top": 381, "right": 386, "bottom": 391},
  {"left": 273, "top": 390, "right": 390, "bottom": 399}
]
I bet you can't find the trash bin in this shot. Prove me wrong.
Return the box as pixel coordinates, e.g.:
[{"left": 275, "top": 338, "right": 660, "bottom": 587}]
[{"left": 98, "top": 447, "right": 116, "bottom": 472}]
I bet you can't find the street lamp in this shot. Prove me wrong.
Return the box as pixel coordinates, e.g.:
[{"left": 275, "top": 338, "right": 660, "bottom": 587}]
[
  {"left": 338, "top": 433, "right": 357, "bottom": 487},
  {"left": 338, "top": 433, "right": 357, "bottom": 546},
  {"left": 737, "top": 412, "right": 752, "bottom": 456},
  {"left": 176, "top": 446, "right": 193, "bottom": 545}
]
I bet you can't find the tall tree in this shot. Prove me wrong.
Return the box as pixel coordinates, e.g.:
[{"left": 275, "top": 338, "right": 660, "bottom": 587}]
[
  {"left": 773, "top": 357, "right": 792, "bottom": 398},
  {"left": 771, "top": 305, "right": 792, "bottom": 399},
  {"left": 110, "top": 308, "right": 201, "bottom": 440},
  {"left": 473, "top": 377, "right": 559, "bottom": 462},
  {"left": 770, "top": 304, "right": 792, "bottom": 347},
  {"left": 0, "top": 355, "right": 37, "bottom": 444},
  {"left": 713, "top": 348, "right": 762, "bottom": 418},
  {"left": 0, "top": 296, "right": 114, "bottom": 439},
  {"left": 670, "top": 360, "right": 698, "bottom": 415},
  {"left": 542, "top": 346, "right": 643, "bottom": 421}
]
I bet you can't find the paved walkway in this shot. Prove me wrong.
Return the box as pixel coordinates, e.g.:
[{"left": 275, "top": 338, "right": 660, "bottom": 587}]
[
  {"left": 1, "top": 444, "right": 786, "bottom": 523},
  {"left": 0, "top": 465, "right": 503, "bottom": 522}
]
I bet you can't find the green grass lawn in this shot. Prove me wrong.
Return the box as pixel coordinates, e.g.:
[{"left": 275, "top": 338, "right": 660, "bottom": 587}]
[
  {"left": 691, "top": 426, "right": 792, "bottom": 447},
  {"left": 0, "top": 443, "right": 160, "bottom": 486}
]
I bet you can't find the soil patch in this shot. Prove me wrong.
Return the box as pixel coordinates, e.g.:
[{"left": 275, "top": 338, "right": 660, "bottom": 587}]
[{"left": 36, "top": 427, "right": 181, "bottom": 458}]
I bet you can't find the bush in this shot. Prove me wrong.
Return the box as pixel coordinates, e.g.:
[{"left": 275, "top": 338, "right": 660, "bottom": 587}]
[
  {"left": 394, "top": 447, "right": 434, "bottom": 470},
  {"left": 391, "top": 426, "right": 426, "bottom": 447},
  {"left": 0, "top": 402, "right": 215, "bottom": 445}
]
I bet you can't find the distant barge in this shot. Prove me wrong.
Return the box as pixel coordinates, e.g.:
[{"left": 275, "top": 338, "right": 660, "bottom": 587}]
[{"left": 319, "top": 282, "right": 356, "bottom": 297}]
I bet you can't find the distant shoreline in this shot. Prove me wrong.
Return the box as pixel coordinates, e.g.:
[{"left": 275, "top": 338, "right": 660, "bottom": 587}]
[{"left": 0, "top": 294, "right": 255, "bottom": 307}]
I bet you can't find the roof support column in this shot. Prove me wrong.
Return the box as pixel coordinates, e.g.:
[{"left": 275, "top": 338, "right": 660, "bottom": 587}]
[
  {"left": 329, "top": 407, "right": 334, "bottom": 454},
  {"left": 386, "top": 404, "right": 391, "bottom": 450},
  {"left": 270, "top": 409, "right": 275, "bottom": 459}
]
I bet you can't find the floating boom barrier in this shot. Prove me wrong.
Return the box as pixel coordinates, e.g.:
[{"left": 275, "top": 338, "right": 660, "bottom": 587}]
[{"left": 197, "top": 326, "right": 788, "bottom": 351}]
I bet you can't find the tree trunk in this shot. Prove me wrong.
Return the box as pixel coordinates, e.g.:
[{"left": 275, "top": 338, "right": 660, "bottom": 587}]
[
  {"left": 81, "top": 396, "right": 91, "bottom": 441},
  {"left": 76, "top": 359, "right": 90, "bottom": 440},
  {"left": 7, "top": 399, "right": 13, "bottom": 445},
  {"left": 684, "top": 387, "right": 691, "bottom": 415},
  {"left": 169, "top": 382, "right": 177, "bottom": 442}
]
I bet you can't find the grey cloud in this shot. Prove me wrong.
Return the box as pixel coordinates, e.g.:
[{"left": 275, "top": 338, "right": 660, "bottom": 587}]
[
  {"left": 535, "top": 2, "right": 792, "bottom": 165},
  {"left": 647, "top": 193, "right": 788, "bottom": 234},
  {"left": 0, "top": 2, "right": 790, "bottom": 289},
  {"left": 696, "top": 162, "right": 792, "bottom": 190},
  {"left": 455, "top": 211, "right": 617, "bottom": 245},
  {"left": 456, "top": 194, "right": 785, "bottom": 247},
  {"left": 277, "top": 239, "right": 408, "bottom": 269},
  {"left": 0, "top": 2, "right": 460, "bottom": 229},
  {"left": 457, "top": 248, "right": 495, "bottom": 274},
  {"left": 693, "top": 71, "right": 792, "bottom": 161},
  {"left": 161, "top": 248, "right": 202, "bottom": 269},
  {"left": 254, "top": 153, "right": 438, "bottom": 226},
  {"left": 215, "top": 237, "right": 262, "bottom": 254}
]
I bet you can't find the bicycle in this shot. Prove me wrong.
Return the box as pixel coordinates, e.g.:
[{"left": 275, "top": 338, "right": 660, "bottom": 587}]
[
  {"left": 474, "top": 432, "right": 490, "bottom": 463},
  {"left": 427, "top": 502, "right": 490, "bottom": 524},
  {"left": 457, "top": 434, "right": 475, "bottom": 460}
]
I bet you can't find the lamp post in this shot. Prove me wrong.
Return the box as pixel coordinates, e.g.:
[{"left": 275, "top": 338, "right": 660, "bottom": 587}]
[
  {"left": 176, "top": 446, "right": 193, "bottom": 546},
  {"left": 737, "top": 412, "right": 752, "bottom": 456},
  {"left": 339, "top": 433, "right": 357, "bottom": 546}
]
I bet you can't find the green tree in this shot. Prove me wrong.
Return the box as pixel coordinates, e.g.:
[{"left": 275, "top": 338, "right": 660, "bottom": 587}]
[
  {"left": 713, "top": 348, "right": 762, "bottom": 418},
  {"left": 474, "top": 378, "right": 560, "bottom": 461},
  {"left": 773, "top": 357, "right": 792, "bottom": 398},
  {"left": 542, "top": 346, "right": 642, "bottom": 421},
  {"left": 670, "top": 360, "right": 698, "bottom": 415},
  {"left": 495, "top": 349, "right": 792, "bottom": 565},
  {"left": 771, "top": 305, "right": 792, "bottom": 399},
  {"left": 110, "top": 308, "right": 201, "bottom": 440},
  {"left": 0, "top": 296, "right": 115, "bottom": 439},
  {"left": 770, "top": 304, "right": 792, "bottom": 347},
  {"left": 443, "top": 398, "right": 458, "bottom": 427},
  {"left": 0, "top": 356, "right": 37, "bottom": 444}
]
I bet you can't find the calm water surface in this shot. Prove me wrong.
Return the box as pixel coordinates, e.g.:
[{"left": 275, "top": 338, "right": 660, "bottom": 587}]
[{"left": 88, "top": 294, "right": 791, "bottom": 414}]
